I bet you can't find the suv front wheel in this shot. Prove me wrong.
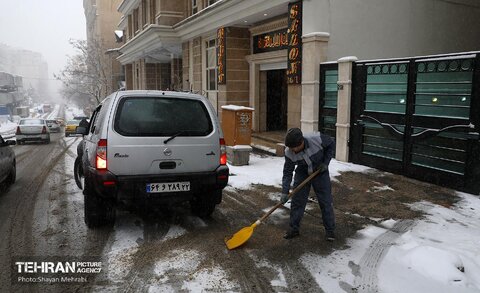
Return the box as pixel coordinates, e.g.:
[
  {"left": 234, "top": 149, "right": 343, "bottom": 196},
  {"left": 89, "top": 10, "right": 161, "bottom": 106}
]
[{"left": 84, "top": 176, "right": 115, "bottom": 228}]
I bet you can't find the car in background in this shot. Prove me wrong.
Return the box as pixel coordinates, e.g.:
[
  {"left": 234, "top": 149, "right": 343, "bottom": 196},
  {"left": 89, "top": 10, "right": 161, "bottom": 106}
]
[
  {"left": 0, "top": 135, "right": 16, "bottom": 188},
  {"left": 16, "top": 118, "right": 50, "bottom": 144},
  {"left": 65, "top": 120, "right": 81, "bottom": 137},
  {"left": 55, "top": 117, "right": 65, "bottom": 126},
  {"left": 46, "top": 120, "right": 61, "bottom": 132}
]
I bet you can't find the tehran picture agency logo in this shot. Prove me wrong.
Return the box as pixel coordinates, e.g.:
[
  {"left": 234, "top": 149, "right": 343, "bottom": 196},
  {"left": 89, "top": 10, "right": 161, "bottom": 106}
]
[
  {"left": 12, "top": 258, "right": 103, "bottom": 284},
  {"left": 15, "top": 261, "right": 102, "bottom": 274}
]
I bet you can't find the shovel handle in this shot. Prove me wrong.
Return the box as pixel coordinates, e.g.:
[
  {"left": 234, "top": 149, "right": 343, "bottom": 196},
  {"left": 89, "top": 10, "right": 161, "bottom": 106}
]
[{"left": 257, "top": 168, "right": 322, "bottom": 223}]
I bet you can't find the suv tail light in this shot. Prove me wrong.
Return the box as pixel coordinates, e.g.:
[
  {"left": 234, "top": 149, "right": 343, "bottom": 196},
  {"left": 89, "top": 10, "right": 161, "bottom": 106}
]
[
  {"left": 220, "top": 138, "right": 227, "bottom": 165},
  {"left": 96, "top": 139, "right": 107, "bottom": 170},
  {"left": 42, "top": 126, "right": 47, "bottom": 134},
  {"left": 16, "top": 126, "right": 21, "bottom": 135}
]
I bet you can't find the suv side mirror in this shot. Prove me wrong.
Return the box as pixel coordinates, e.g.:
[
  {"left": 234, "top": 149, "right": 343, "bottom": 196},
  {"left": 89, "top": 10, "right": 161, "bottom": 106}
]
[{"left": 76, "top": 126, "right": 88, "bottom": 135}]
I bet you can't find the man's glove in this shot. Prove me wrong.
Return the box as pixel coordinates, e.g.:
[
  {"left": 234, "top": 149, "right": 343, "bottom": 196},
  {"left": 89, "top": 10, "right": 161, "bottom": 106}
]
[
  {"left": 317, "top": 163, "right": 328, "bottom": 173},
  {"left": 280, "top": 193, "right": 289, "bottom": 204}
]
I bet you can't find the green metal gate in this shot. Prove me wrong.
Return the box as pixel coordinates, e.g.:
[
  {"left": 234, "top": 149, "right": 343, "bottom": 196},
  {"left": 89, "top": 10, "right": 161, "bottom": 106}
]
[
  {"left": 319, "top": 63, "right": 338, "bottom": 138},
  {"left": 350, "top": 52, "right": 480, "bottom": 194}
]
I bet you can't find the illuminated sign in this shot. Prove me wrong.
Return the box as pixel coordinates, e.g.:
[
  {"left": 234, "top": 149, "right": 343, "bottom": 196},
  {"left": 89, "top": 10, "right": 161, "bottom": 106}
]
[
  {"left": 253, "top": 29, "right": 288, "bottom": 54},
  {"left": 217, "top": 27, "right": 226, "bottom": 84},
  {"left": 287, "top": 1, "right": 302, "bottom": 84}
]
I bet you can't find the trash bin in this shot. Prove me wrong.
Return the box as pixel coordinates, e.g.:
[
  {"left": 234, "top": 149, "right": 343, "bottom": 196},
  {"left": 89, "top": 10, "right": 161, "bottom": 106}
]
[{"left": 221, "top": 105, "right": 254, "bottom": 146}]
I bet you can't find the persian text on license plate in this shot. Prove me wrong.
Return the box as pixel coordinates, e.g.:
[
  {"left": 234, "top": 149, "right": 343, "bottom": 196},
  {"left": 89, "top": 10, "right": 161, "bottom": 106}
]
[{"left": 146, "top": 182, "right": 190, "bottom": 193}]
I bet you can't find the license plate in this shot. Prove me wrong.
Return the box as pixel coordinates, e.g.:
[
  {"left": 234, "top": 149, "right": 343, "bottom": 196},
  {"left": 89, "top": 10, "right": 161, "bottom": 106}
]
[{"left": 146, "top": 182, "right": 190, "bottom": 193}]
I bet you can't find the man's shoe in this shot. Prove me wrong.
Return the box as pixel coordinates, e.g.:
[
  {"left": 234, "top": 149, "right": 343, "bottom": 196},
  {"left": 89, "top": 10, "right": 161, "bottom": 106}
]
[
  {"left": 325, "top": 231, "right": 335, "bottom": 242},
  {"left": 284, "top": 230, "right": 300, "bottom": 239}
]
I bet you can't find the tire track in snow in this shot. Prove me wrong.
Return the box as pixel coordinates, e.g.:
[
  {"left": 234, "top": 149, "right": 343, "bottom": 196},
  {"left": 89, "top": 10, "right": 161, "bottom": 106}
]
[{"left": 353, "top": 219, "right": 414, "bottom": 293}]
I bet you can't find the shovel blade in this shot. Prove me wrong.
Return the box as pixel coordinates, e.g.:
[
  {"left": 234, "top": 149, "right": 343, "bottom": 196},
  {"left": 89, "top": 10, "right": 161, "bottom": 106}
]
[{"left": 225, "top": 223, "right": 257, "bottom": 250}]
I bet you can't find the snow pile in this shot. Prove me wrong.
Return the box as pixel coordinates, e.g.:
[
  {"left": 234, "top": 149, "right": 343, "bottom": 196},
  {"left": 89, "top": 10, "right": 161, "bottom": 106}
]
[
  {"left": 299, "top": 192, "right": 480, "bottom": 293},
  {"left": 378, "top": 193, "right": 480, "bottom": 293}
]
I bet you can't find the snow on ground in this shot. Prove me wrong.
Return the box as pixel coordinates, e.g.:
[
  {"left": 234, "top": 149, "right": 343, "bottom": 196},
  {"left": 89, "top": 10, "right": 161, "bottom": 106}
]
[
  {"left": 226, "top": 153, "right": 372, "bottom": 190},
  {"left": 301, "top": 225, "right": 388, "bottom": 292},
  {"left": 227, "top": 153, "right": 480, "bottom": 293},
  {"left": 377, "top": 193, "right": 480, "bottom": 293},
  {"left": 247, "top": 250, "right": 288, "bottom": 289},
  {"left": 149, "top": 249, "right": 239, "bottom": 292}
]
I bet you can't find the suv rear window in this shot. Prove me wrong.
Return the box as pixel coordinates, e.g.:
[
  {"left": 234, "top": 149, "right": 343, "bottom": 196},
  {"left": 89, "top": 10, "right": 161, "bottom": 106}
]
[{"left": 114, "top": 96, "right": 213, "bottom": 137}]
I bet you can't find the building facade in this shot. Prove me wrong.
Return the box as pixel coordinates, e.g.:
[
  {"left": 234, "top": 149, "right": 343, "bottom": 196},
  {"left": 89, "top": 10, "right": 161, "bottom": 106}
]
[
  {"left": 0, "top": 44, "right": 49, "bottom": 104},
  {"left": 83, "top": 0, "right": 125, "bottom": 98},
  {"left": 116, "top": 0, "right": 480, "bottom": 132}
]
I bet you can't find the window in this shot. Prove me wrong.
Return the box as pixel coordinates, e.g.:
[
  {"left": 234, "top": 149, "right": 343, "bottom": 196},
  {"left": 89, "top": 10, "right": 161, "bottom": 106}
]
[
  {"left": 133, "top": 9, "right": 139, "bottom": 33},
  {"left": 142, "top": 0, "right": 147, "bottom": 26},
  {"left": 192, "top": 0, "right": 198, "bottom": 14},
  {"left": 91, "top": 99, "right": 111, "bottom": 135},
  {"left": 128, "top": 15, "right": 133, "bottom": 39},
  {"left": 150, "top": 0, "right": 156, "bottom": 24},
  {"left": 20, "top": 119, "right": 44, "bottom": 125},
  {"left": 206, "top": 39, "right": 217, "bottom": 91},
  {"left": 114, "top": 97, "right": 213, "bottom": 136}
]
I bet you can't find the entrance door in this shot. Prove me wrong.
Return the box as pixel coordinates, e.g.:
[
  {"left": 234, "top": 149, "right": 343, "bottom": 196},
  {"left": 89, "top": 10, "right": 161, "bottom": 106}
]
[
  {"left": 267, "top": 70, "right": 287, "bottom": 131},
  {"left": 350, "top": 53, "right": 480, "bottom": 194}
]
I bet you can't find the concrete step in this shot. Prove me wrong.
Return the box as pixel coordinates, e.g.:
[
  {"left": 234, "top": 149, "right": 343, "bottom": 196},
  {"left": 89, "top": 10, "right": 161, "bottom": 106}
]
[{"left": 251, "top": 137, "right": 284, "bottom": 156}]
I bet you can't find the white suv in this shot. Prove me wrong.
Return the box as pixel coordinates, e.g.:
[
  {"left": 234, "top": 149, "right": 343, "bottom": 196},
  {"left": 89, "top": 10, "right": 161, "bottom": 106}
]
[{"left": 75, "top": 91, "right": 229, "bottom": 228}]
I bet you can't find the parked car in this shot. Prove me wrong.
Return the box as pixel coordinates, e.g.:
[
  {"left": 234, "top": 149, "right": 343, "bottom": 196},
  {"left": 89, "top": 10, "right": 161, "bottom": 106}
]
[
  {"left": 0, "top": 135, "right": 16, "bottom": 188},
  {"left": 65, "top": 120, "right": 81, "bottom": 137},
  {"left": 75, "top": 90, "right": 229, "bottom": 228},
  {"left": 46, "top": 120, "right": 61, "bottom": 132},
  {"left": 16, "top": 118, "right": 50, "bottom": 144}
]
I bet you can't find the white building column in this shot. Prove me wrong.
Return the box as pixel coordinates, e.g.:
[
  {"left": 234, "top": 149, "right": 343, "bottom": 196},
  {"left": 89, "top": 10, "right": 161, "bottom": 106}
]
[
  {"left": 335, "top": 56, "right": 358, "bottom": 162},
  {"left": 301, "top": 32, "right": 329, "bottom": 132}
]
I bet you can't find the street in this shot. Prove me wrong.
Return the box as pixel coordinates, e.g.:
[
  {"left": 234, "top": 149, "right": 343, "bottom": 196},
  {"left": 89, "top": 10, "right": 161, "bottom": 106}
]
[
  {"left": 0, "top": 130, "right": 315, "bottom": 292},
  {"left": 0, "top": 125, "right": 470, "bottom": 292},
  {"left": 0, "top": 131, "right": 328, "bottom": 292}
]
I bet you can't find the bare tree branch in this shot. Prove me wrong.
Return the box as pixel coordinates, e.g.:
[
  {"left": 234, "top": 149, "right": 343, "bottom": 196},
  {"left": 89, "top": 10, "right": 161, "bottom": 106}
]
[{"left": 55, "top": 39, "right": 114, "bottom": 109}]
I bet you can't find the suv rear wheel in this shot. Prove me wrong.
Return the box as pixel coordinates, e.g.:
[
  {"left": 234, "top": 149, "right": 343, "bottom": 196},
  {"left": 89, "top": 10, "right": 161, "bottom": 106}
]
[
  {"left": 6, "top": 163, "right": 15, "bottom": 186},
  {"left": 190, "top": 189, "right": 222, "bottom": 218},
  {"left": 84, "top": 176, "right": 115, "bottom": 228}
]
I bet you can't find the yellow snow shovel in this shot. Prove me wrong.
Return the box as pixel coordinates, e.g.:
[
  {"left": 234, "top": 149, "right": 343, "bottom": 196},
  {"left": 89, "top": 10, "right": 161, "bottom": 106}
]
[{"left": 225, "top": 168, "right": 322, "bottom": 250}]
